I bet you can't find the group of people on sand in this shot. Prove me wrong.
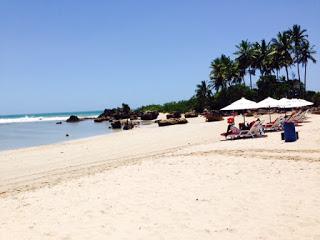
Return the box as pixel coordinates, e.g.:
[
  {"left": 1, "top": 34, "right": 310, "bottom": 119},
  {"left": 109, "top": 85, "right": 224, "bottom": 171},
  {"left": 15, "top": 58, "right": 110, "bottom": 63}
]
[{"left": 222, "top": 108, "right": 310, "bottom": 140}]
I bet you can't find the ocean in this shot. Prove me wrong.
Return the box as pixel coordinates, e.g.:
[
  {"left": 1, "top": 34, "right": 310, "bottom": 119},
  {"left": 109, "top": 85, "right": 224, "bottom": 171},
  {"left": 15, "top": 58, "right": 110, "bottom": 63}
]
[{"left": 0, "top": 110, "right": 116, "bottom": 151}]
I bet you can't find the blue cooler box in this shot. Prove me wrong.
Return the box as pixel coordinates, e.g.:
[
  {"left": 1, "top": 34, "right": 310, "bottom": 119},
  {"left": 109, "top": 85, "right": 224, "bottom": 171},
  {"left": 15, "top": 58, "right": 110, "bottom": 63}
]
[{"left": 283, "top": 122, "right": 297, "bottom": 142}]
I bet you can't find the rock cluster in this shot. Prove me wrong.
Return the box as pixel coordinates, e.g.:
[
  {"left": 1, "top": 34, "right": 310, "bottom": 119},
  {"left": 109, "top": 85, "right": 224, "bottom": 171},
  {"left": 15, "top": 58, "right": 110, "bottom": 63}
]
[
  {"left": 66, "top": 115, "right": 80, "bottom": 122},
  {"left": 140, "top": 111, "right": 159, "bottom": 120},
  {"left": 166, "top": 112, "right": 181, "bottom": 119},
  {"left": 157, "top": 118, "right": 188, "bottom": 127},
  {"left": 184, "top": 111, "right": 198, "bottom": 118},
  {"left": 205, "top": 111, "right": 223, "bottom": 122}
]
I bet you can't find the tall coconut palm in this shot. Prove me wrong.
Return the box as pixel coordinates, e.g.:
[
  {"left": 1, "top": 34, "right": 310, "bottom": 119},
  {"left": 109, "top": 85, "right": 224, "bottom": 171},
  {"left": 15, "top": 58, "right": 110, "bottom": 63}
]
[
  {"left": 210, "top": 55, "right": 238, "bottom": 91},
  {"left": 220, "top": 54, "right": 234, "bottom": 87},
  {"left": 195, "top": 80, "right": 212, "bottom": 109},
  {"left": 231, "top": 60, "right": 243, "bottom": 86},
  {"left": 299, "top": 40, "right": 316, "bottom": 91},
  {"left": 288, "top": 24, "right": 308, "bottom": 82},
  {"left": 210, "top": 57, "right": 225, "bottom": 91},
  {"left": 271, "top": 31, "right": 293, "bottom": 80},
  {"left": 234, "top": 40, "right": 254, "bottom": 89},
  {"left": 252, "top": 40, "right": 274, "bottom": 77}
]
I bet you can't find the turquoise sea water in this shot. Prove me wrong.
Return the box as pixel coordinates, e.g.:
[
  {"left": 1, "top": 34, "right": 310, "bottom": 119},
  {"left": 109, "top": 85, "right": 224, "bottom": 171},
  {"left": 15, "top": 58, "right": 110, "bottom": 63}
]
[
  {"left": 0, "top": 110, "right": 116, "bottom": 151},
  {"left": 0, "top": 110, "right": 102, "bottom": 124}
]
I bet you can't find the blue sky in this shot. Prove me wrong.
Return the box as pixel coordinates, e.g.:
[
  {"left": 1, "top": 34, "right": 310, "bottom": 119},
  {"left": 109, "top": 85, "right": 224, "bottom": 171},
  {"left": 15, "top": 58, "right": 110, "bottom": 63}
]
[{"left": 0, "top": 0, "right": 319, "bottom": 114}]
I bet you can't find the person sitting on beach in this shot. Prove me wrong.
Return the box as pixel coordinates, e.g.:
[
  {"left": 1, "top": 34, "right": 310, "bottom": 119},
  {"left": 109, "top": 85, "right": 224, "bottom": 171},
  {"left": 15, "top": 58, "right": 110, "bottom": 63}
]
[{"left": 226, "top": 117, "right": 235, "bottom": 133}]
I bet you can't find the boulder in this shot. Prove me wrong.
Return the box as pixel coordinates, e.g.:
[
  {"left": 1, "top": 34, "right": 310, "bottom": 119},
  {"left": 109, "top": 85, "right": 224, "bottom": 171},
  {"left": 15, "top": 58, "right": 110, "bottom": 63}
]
[
  {"left": 66, "top": 115, "right": 80, "bottom": 123},
  {"left": 184, "top": 111, "right": 198, "bottom": 118},
  {"left": 94, "top": 116, "right": 110, "bottom": 123},
  {"left": 111, "top": 120, "right": 122, "bottom": 129},
  {"left": 98, "top": 109, "right": 115, "bottom": 118},
  {"left": 123, "top": 121, "right": 134, "bottom": 130},
  {"left": 158, "top": 118, "right": 188, "bottom": 127},
  {"left": 205, "top": 111, "right": 223, "bottom": 122},
  {"left": 141, "top": 111, "right": 159, "bottom": 120},
  {"left": 166, "top": 112, "right": 181, "bottom": 119},
  {"left": 98, "top": 105, "right": 132, "bottom": 120},
  {"left": 129, "top": 114, "right": 138, "bottom": 120}
]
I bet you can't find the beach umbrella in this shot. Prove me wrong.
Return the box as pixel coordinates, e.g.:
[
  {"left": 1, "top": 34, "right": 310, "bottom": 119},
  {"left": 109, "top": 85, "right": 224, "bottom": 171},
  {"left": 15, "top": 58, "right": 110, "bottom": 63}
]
[
  {"left": 256, "top": 97, "right": 280, "bottom": 108},
  {"left": 278, "top": 98, "right": 313, "bottom": 108},
  {"left": 297, "top": 98, "right": 313, "bottom": 107},
  {"left": 278, "top": 98, "right": 295, "bottom": 108},
  {"left": 220, "top": 97, "right": 258, "bottom": 123},
  {"left": 221, "top": 97, "right": 258, "bottom": 111},
  {"left": 256, "top": 97, "right": 280, "bottom": 123}
]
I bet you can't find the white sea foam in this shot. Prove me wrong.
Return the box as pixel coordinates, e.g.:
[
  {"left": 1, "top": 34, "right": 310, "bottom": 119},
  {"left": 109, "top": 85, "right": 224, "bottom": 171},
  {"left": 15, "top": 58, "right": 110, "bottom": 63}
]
[{"left": 0, "top": 115, "right": 98, "bottom": 124}]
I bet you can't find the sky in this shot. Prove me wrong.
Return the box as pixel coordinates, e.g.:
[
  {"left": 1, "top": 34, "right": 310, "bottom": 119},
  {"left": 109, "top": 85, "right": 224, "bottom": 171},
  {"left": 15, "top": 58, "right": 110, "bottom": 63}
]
[{"left": 0, "top": 0, "right": 319, "bottom": 114}]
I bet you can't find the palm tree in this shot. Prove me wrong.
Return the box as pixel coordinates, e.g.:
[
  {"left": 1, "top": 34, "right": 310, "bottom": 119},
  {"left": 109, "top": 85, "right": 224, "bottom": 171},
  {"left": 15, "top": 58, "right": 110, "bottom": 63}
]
[
  {"left": 271, "top": 31, "right": 293, "bottom": 80},
  {"left": 195, "top": 80, "right": 212, "bottom": 110},
  {"left": 288, "top": 24, "right": 308, "bottom": 82},
  {"left": 220, "top": 54, "right": 234, "bottom": 87},
  {"left": 234, "top": 40, "right": 255, "bottom": 89},
  {"left": 210, "top": 55, "right": 238, "bottom": 91},
  {"left": 299, "top": 40, "right": 316, "bottom": 91},
  {"left": 231, "top": 60, "right": 243, "bottom": 86},
  {"left": 252, "top": 40, "right": 275, "bottom": 77},
  {"left": 210, "top": 57, "right": 225, "bottom": 91}
]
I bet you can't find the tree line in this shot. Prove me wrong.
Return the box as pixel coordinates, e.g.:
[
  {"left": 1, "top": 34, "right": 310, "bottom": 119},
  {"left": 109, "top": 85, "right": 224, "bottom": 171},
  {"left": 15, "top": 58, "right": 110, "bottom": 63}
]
[
  {"left": 211, "top": 24, "right": 316, "bottom": 91},
  {"left": 138, "top": 25, "right": 318, "bottom": 113}
]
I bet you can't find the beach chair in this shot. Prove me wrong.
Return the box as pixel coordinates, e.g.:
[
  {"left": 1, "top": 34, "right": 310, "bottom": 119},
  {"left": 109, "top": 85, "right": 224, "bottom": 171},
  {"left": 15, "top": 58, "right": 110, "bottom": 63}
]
[
  {"left": 226, "top": 121, "right": 265, "bottom": 140},
  {"left": 263, "top": 116, "right": 284, "bottom": 132},
  {"left": 297, "top": 109, "right": 310, "bottom": 121},
  {"left": 221, "top": 125, "right": 241, "bottom": 139},
  {"left": 287, "top": 110, "right": 308, "bottom": 124}
]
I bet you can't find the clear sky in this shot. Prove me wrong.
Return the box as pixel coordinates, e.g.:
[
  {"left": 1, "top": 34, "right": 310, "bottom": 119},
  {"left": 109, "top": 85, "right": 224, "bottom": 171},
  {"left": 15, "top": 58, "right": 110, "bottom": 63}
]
[{"left": 0, "top": 0, "right": 319, "bottom": 114}]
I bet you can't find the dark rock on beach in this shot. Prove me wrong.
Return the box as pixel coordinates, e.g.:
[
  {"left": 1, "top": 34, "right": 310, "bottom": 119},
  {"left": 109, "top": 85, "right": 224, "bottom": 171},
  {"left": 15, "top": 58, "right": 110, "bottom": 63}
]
[
  {"left": 140, "top": 111, "right": 159, "bottom": 120},
  {"left": 205, "top": 111, "right": 223, "bottom": 122},
  {"left": 158, "top": 118, "right": 188, "bottom": 127},
  {"left": 97, "top": 104, "right": 134, "bottom": 121},
  {"left": 111, "top": 120, "right": 122, "bottom": 129},
  {"left": 66, "top": 115, "right": 80, "bottom": 122},
  {"left": 166, "top": 112, "right": 181, "bottom": 119},
  {"left": 184, "top": 111, "right": 198, "bottom": 118},
  {"left": 123, "top": 121, "right": 134, "bottom": 130},
  {"left": 94, "top": 116, "right": 111, "bottom": 123}
]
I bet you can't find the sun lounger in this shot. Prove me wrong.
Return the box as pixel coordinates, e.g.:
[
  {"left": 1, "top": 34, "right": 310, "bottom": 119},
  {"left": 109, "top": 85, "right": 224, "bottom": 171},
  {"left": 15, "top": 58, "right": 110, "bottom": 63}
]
[
  {"left": 226, "top": 121, "right": 265, "bottom": 140},
  {"left": 263, "top": 116, "right": 284, "bottom": 132},
  {"left": 220, "top": 125, "right": 241, "bottom": 138},
  {"left": 286, "top": 110, "right": 309, "bottom": 124}
]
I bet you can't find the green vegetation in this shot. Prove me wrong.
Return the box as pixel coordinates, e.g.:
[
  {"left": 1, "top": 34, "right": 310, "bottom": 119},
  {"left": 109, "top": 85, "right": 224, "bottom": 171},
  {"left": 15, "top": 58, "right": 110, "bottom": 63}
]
[
  {"left": 137, "top": 25, "right": 318, "bottom": 113},
  {"left": 211, "top": 24, "right": 316, "bottom": 93},
  {"left": 136, "top": 100, "right": 195, "bottom": 113}
]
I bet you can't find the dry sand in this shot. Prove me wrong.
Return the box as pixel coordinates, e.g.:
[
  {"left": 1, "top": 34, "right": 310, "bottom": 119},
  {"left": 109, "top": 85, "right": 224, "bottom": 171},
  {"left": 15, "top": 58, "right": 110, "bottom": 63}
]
[{"left": 0, "top": 114, "right": 320, "bottom": 240}]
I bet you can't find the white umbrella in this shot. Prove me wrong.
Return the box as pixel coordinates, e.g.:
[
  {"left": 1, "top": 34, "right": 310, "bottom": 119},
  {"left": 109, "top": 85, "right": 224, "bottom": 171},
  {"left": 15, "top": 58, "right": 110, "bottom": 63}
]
[
  {"left": 221, "top": 97, "right": 258, "bottom": 123},
  {"left": 256, "top": 97, "right": 280, "bottom": 108},
  {"left": 278, "top": 98, "right": 295, "bottom": 108},
  {"left": 278, "top": 98, "right": 313, "bottom": 108},
  {"left": 220, "top": 97, "right": 258, "bottom": 111},
  {"left": 256, "top": 97, "right": 280, "bottom": 123},
  {"left": 297, "top": 98, "right": 313, "bottom": 107}
]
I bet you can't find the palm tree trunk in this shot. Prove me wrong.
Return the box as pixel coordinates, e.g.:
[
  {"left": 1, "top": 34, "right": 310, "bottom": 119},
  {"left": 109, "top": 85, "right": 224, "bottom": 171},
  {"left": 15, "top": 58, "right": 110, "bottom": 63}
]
[
  {"left": 304, "top": 63, "right": 307, "bottom": 91},
  {"left": 297, "top": 62, "right": 301, "bottom": 81},
  {"left": 249, "top": 72, "right": 252, "bottom": 90},
  {"left": 285, "top": 66, "right": 289, "bottom": 81}
]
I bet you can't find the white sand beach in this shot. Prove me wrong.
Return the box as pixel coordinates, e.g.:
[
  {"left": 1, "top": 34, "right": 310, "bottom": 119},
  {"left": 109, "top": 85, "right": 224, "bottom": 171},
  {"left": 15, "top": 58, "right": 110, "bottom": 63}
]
[{"left": 1, "top": 114, "right": 320, "bottom": 240}]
